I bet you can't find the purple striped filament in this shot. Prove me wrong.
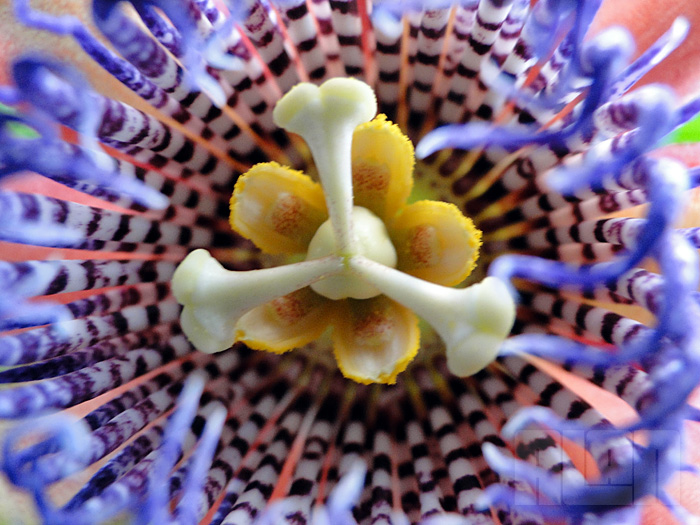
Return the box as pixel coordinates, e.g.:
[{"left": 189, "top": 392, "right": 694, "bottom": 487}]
[{"left": 0, "top": 1, "right": 699, "bottom": 524}]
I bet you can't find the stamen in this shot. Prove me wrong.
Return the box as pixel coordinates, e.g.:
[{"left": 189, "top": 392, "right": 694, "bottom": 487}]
[
  {"left": 349, "top": 256, "right": 516, "bottom": 376},
  {"left": 273, "top": 78, "right": 377, "bottom": 253}
]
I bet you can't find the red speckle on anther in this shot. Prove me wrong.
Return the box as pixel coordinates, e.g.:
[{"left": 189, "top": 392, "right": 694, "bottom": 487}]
[{"left": 270, "top": 193, "right": 304, "bottom": 236}]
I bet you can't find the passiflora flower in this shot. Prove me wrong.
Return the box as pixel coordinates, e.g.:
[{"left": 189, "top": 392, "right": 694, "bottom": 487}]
[{"left": 0, "top": 1, "right": 699, "bottom": 524}]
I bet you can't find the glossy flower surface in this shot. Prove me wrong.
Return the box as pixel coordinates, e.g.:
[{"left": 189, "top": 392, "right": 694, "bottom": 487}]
[{"left": 0, "top": 1, "right": 699, "bottom": 525}]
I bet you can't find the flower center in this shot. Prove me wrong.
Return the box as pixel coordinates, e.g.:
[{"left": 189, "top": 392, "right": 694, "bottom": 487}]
[
  {"left": 172, "top": 77, "right": 517, "bottom": 384},
  {"left": 306, "top": 206, "right": 397, "bottom": 300}
]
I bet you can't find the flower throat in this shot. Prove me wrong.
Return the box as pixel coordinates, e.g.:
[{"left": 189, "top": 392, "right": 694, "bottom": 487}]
[{"left": 172, "top": 78, "right": 516, "bottom": 384}]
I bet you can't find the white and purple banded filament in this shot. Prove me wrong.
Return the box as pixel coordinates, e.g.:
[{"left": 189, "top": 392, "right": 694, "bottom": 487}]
[{"left": 1, "top": 1, "right": 700, "bottom": 524}]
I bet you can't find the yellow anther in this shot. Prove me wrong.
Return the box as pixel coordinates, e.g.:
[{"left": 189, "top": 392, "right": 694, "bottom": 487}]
[
  {"left": 230, "top": 162, "right": 327, "bottom": 254},
  {"left": 235, "top": 288, "right": 332, "bottom": 354},
  {"left": 391, "top": 200, "right": 482, "bottom": 286},
  {"left": 351, "top": 114, "right": 415, "bottom": 221},
  {"left": 332, "top": 296, "right": 420, "bottom": 385}
]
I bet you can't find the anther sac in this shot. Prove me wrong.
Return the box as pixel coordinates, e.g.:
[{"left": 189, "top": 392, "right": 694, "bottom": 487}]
[{"left": 0, "top": 1, "right": 699, "bottom": 525}]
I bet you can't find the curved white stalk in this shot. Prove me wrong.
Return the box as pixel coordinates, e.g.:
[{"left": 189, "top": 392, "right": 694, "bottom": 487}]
[
  {"left": 172, "top": 249, "right": 343, "bottom": 353},
  {"left": 349, "top": 256, "right": 516, "bottom": 376},
  {"left": 273, "top": 78, "right": 377, "bottom": 253}
]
